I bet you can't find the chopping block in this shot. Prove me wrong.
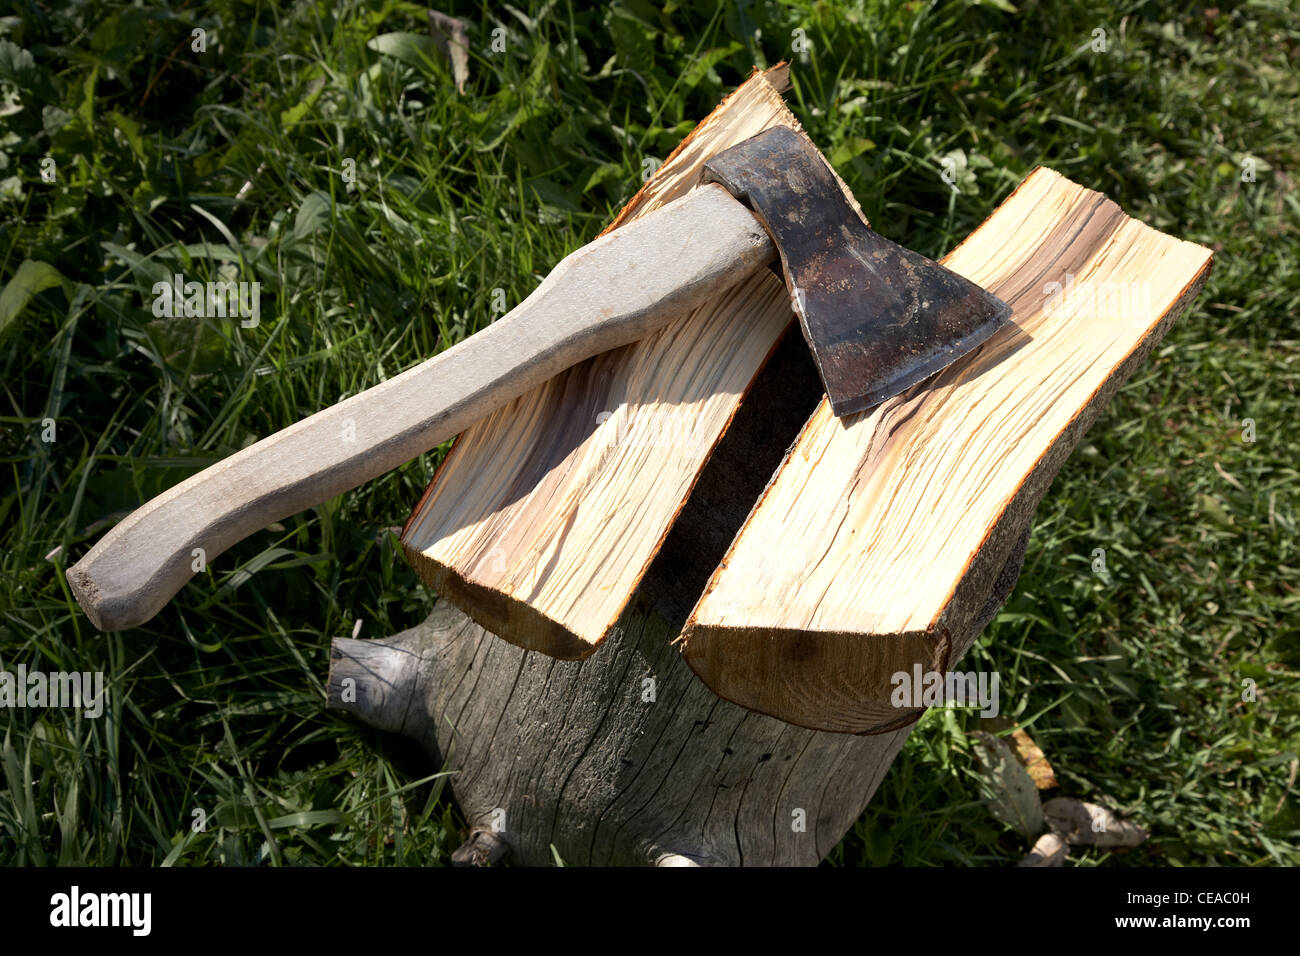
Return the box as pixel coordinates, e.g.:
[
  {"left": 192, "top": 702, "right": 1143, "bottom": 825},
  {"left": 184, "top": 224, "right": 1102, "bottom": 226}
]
[{"left": 331, "top": 67, "right": 1213, "bottom": 864}]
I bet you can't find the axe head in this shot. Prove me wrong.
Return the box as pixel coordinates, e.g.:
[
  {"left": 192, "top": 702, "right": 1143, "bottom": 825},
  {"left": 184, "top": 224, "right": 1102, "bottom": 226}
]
[{"left": 702, "top": 125, "right": 1012, "bottom": 416}]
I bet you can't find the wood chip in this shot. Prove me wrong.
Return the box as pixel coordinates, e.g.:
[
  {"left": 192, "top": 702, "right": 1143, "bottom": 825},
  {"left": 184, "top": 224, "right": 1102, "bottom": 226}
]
[{"left": 1019, "top": 830, "right": 1068, "bottom": 867}]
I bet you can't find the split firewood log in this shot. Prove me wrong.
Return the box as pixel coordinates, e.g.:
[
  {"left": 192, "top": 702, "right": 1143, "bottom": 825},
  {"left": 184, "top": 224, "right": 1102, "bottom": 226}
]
[{"left": 681, "top": 167, "right": 1212, "bottom": 733}]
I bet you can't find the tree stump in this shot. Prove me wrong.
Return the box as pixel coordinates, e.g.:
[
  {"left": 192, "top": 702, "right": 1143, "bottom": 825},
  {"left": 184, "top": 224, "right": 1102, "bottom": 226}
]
[{"left": 325, "top": 516, "right": 1029, "bottom": 867}]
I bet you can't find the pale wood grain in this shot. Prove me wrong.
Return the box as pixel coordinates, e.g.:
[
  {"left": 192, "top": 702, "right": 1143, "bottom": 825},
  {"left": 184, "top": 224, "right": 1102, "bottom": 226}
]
[{"left": 681, "top": 167, "right": 1215, "bottom": 734}]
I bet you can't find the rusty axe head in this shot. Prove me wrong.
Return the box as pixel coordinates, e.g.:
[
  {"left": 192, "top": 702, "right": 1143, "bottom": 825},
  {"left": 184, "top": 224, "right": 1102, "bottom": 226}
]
[{"left": 702, "top": 125, "right": 1012, "bottom": 416}]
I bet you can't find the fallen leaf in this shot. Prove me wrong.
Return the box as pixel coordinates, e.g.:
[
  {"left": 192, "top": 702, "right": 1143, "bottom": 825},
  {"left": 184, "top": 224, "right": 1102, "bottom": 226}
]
[
  {"left": 1010, "top": 727, "right": 1059, "bottom": 790},
  {"left": 971, "top": 731, "right": 1044, "bottom": 839},
  {"left": 1043, "top": 797, "right": 1147, "bottom": 848},
  {"left": 0, "top": 259, "right": 67, "bottom": 344},
  {"left": 428, "top": 10, "right": 470, "bottom": 95}
]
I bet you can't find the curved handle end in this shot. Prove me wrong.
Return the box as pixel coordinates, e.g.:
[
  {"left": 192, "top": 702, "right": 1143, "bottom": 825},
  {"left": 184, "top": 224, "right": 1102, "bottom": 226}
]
[{"left": 66, "top": 555, "right": 168, "bottom": 632}]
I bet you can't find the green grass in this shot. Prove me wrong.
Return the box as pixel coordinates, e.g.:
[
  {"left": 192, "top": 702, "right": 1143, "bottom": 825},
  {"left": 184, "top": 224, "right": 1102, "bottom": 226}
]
[{"left": 1, "top": 0, "right": 1296, "bottom": 866}]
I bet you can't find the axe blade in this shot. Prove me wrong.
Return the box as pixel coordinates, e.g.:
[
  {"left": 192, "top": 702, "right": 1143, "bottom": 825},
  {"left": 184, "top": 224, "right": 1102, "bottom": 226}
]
[{"left": 703, "top": 126, "right": 1013, "bottom": 417}]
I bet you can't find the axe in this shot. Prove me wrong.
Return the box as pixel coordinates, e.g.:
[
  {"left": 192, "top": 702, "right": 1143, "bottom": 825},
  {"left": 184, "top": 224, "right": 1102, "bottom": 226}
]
[{"left": 67, "top": 125, "right": 1011, "bottom": 631}]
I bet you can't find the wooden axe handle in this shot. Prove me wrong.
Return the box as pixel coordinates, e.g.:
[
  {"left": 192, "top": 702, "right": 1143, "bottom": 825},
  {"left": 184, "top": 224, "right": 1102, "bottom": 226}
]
[{"left": 67, "top": 184, "right": 775, "bottom": 631}]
